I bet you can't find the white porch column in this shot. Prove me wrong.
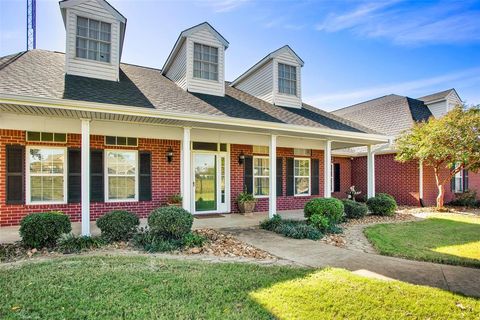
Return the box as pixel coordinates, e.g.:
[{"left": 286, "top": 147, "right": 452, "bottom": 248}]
[
  {"left": 269, "top": 135, "right": 277, "bottom": 218},
  {"left": 182, "top": 127, "right": 191, "bottom": 212},
  {"left": 81, "top": 119, "right": 90, "bottom": 236},
  {"left": 367, "top": 145, "right": 376, "bottom": 198},
  {"left": 324, "top": 140, "right": 332, "bottom": 197}
]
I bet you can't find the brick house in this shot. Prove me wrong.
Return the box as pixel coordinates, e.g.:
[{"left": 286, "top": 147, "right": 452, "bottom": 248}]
[{"left": 333, "top": 89, "right": 477, "bottom": 206}]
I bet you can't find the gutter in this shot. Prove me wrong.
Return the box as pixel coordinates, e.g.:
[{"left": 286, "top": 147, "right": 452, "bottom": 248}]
[{"left": 0, "top": 93, "right": 392, "bottom": 144}]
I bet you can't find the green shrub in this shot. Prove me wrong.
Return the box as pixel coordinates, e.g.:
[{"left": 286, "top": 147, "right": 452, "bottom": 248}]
[
  {"left": 182, "top": 232, "right": 207, "bottom": 248},
  {"left": 308, "top": 213, "right": 330, "bottom": 230},
  {"left": 449, "top": 190, "right": 478, "bottom": 208},
  {"left": 304, "top": 198, "right": 344, "bottom": 222},
  {"left": 96, "top": 210, "right": 140, "bottom": 242},
  {"left": 260, "top": 216, "right": 323, "bottom": 240},
  {"left": 148, "top": 206, "right": 193, "bottom": 240},
  {"left": 342, "top": 199, "right": 368, "bottom": 219},
  {"left": 366, "top": 193, "right": 397, "bottom": 216},
  {"left": 57, "top": 233, "right": 105, "bottom": 254},
  {"left": 132, "top": 229, "right": 183, "bottom": 252},
  {"left": 19, "top": 211, "right": 71, "bottom": 249}
]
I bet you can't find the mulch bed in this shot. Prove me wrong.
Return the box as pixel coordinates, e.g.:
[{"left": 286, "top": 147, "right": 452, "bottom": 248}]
[{"left": 1, "top": 229, "right": 274, "bottom": 263}]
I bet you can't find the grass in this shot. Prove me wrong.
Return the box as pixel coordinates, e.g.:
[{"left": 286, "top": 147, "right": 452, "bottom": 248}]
[
  {"left": 364, "top": 214, "right": 480, "bottom": 268},
  {"left": 251, "top": 268, "right": 480, "bottom": 319},
  {"left": 1, "top": 256, "right": 479, "bottom": 319}
]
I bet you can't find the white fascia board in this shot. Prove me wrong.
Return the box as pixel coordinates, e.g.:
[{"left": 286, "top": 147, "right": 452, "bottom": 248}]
[
  {"left": 0, "top": 93, "right": 392, "bottom": 144},
  {"left": 59, "top": 0, "right": 126, "bottom": 23}
]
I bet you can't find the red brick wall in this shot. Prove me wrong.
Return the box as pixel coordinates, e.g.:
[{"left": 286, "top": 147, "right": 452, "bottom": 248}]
[
  {"left": 331, "top": 157, "right": 352, "bottom": 199},
  {"left": 0, "top": 129, "right": 180, "bottom": 226},
  {"left": 422, "top": 164, "right": 455, "bottom": 206},
  {"left": 469, "top": 172, "right": 480, "bottom": 198},
  {"left": 230, "top": 145, "right": 326, "bottom": 213}
]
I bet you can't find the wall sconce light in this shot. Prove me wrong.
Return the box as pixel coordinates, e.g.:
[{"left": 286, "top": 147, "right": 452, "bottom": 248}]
[
  {"left": 166, "top": 147, "right": 174, "bottom": 163},
  {"left": 238, "top": 151, "right": 245, "bottom": 165}
]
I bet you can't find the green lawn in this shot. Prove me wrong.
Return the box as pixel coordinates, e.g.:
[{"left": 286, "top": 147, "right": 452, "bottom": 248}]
[
  {"left": 1, "top": 256, "right": 479, "bottom": 319},
  {"left": 364, "top": 214, "right": 480, "bottom": 268}
]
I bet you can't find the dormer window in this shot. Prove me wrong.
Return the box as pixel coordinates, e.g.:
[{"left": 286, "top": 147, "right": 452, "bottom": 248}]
[
  {"left": 193, "top": 43, "right": 218, "bottom": 81},
  {"left": 278, "top": 63, "right": 297, "bottom": 96},
  {"left": 76, "top": 16, "right": 111, "bottom": 63}
]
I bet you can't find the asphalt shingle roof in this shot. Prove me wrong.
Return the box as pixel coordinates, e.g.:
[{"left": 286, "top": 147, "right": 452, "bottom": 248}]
[
  {"left": 417, "top": 88, "right": 455, "bottom": 103},
  {"left": 332, "top": 94, "right": 432, "bottom": 136},
  {"left": 0, "top": 49, "right": 375, "bottom": 134}
]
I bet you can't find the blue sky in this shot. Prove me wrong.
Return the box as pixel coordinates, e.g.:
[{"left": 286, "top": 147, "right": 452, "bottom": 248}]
[{"left": 1, "top": 0, "right": 479, "bottom": 110}]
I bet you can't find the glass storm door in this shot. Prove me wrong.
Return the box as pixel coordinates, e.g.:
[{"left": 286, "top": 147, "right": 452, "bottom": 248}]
[{"left": 194, "top": 154, "right": 217, "bottom": 212}]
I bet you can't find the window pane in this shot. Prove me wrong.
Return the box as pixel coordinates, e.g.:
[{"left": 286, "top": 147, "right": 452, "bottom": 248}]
[
  {"left": 127, "top": 137, "right": 137, "bottom": 146},
  {"left": 54, "top": 133, "right": 67, "bottom": 142},
  {"left": 77, "top": 16, "right": 88, "bottom": 28},
  {"left": 109, "top": 176, "right": 135, "bottom": 200},
  {"left": 254, "top": 158, "right": 269, "bottom": 176},
  {"left": 193, "top": 43, "right": 218, "bottom": 81},
  {"left": 295, "top": 177, "right": 309, "bottom": 195},
  {"left": 27, "top": 131, "right": 41, "bottom": 141},
  {"left": 41, "top": 132, "right": 53, "bottom": 141},
  {"left": 254, "top": 177, "right": 269, "bottom": 196}
]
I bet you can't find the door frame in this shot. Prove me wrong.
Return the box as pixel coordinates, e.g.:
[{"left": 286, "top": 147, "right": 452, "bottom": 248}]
[{"left": 190, "top": 146, "right": 230, "bottom": 215}]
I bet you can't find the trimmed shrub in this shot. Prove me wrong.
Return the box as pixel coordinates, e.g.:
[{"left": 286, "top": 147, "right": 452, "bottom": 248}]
[
  {"left": 182, "top": 232, "right": 207, "bottom": 248},
  {"left": 96, "top": 210, "right": 140, "bottom": 242},
  {"left": 449, "top": 190, "right": 478, "bottom": 208},
  {"left": 132, "top": 229, "right": 183, "bottom": 252},
  {"left": 148, "top": 206, "right": 193, "bottom": 240},
  {"left": 57, "top": 233, "right": 105, "bottom": 254},
  {"left": 304, "top": 198, "right": 344, "bottom": 223},
  {"left": 19, "top": 211, "right": 71, "bottom": 249},
  {"left": 366, "top": 193, "right": 397, "bottom": 216},
  {"left": 260, "top": 216, "right": 323, "bottom": 240},
  {"left": 342, "top": 199, "right": 368, "bottom": 219}
]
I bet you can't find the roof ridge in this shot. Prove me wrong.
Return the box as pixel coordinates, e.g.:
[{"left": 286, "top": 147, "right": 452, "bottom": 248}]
[
  {"left": 0, "top": 51, "right": 27, "bottom": 72},
  {"left": 333, "top": 94, "right": 404, "bottom": 113}
]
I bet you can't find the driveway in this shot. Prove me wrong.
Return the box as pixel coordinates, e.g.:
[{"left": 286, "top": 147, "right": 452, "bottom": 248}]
[{"left": 226, "top": 227, "right": 480, "bottom": 298}]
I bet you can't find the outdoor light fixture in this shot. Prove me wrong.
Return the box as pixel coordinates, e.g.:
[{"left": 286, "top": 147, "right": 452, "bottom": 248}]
[
  {"left": 166, "top": 147, "right": 174, "bottom": 163},
  {"left": 238, "top": 151, "right": 245, "bottom": 165}
]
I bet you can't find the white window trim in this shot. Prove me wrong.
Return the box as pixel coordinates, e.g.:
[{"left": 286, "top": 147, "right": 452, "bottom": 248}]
[
  {"left": 104, "top": 149, "right": 139, "bottom": 203},
  {"left": 26, "top": 146, "right": 68, "bottom": 205},
  {"left": 253, "top": 156, "right": 270, "bottom": 198},
  {"left": 278, "top": 62, "right": 297, "bottom": 96},
  {"left": 454, "top": 166, "right": 464, "bottom": 193},
  {"left": 294, "top": 157, "right": 311, "bottom": 197},
  {"left": 192, "top": 42, "right": 220, "bottom": 82},
  {"left": 75, "top": 15, "right": 112, "bottom": 63}
]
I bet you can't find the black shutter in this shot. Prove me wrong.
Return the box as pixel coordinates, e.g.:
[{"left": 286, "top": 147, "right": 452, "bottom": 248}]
[
  {"left": 276, "top": 157, "right": 283, "bottom": 197},
  {"left": 139, "top": 151, "right": 152, "bottom": 201},
  {"left": 90, "top": 150, "right": 104, "bottom": 202},
  {"left": 244, "top": 156, "right": 253, "bottom": 194},
  {"left": 6, "top": 145, "right": 24, "bottom": 204},
  {"left": 463, "top": 169, "right": 469, "bottom": 192},
  {"left": 334, "top": 163, "right": 341, "bottom": 193},
  {"left": 286, "top": 158, "right": 294, "bottom": 196},
  {"left": 67, "top": 148, "right": 81, "bottom": 203},
  {"left": 311, "top": 159, "right": 320, "bottom": 195}
]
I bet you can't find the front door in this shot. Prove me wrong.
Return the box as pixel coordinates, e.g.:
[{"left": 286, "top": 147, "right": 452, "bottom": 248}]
[{"left": 192, "top": 151, "right": 229, "bottom": 214}]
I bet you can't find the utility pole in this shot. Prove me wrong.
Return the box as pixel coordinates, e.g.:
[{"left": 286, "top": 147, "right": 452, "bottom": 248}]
[{"left": 26, "top": 0, "right": 36, "bottom": 50}]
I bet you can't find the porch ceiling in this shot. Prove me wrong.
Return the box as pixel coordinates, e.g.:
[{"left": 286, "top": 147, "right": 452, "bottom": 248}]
[{"left": 0, "top": 101, "right": 391, "bottom": 150}]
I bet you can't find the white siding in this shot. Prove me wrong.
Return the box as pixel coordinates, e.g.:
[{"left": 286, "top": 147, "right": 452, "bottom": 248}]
[
  {"left": 186, "top": 27, "right": 225, "bottom": 96},
  {"left": 235, "top": 61, "right": 274, "bottom": 104},
  {"left": 447, "top": 93, "right": 462, "bottom": 112},
  {"left": 273, "top": 50, "right": 302, "bottom": 108},
  {"left": 65, "top": 0, "right": 120, "bottom": 81},
  {"left": 427, "top": 100, "right": 448, "bottom": 118},
  {"left": 165, "top": 40, "right": 187, "bottom": 90}
]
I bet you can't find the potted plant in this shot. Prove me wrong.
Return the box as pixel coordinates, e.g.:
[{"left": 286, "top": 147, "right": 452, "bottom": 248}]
[
  {"left": 346, "top": 186, "right": 361, "bottom": 202},
  {"left": 237, "top": 191, "right": 257, "bottom": 216},
  {"left": 167, "top": 193, "right": 183, "bottom": 207}
]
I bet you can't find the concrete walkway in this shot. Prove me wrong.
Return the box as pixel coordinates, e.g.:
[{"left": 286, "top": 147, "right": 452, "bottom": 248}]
[{"left": 225, "top": 227, "right": 480, "bottom": 298}]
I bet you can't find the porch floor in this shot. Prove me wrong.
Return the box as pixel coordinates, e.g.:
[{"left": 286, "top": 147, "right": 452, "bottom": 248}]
[{"left": 0, "top": 210, "right": 303, "bottom": 244}]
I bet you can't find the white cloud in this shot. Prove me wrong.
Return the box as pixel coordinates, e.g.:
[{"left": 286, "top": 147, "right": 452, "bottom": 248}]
[
  {"left": 305, "top": 67, "right": 480, "bottom": 109},
  {"left": 315, "top": 1, "right": 480, "bottom": 46},
  {"left": 200, "top": 0, "right": 250, "bottom": 13}
]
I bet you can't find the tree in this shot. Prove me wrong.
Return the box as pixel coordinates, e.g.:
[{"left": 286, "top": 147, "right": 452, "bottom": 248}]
[{"left": 396, "top": 105, "right": 480, "bottom": 209}]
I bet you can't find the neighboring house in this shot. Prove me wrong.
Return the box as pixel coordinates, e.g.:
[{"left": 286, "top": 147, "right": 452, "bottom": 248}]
[
  {"left": 0, "top": 0, "right": 390, "bottom": 231},
  {"left": 333, "top": 89, "right": 475, "bottom": 206}
]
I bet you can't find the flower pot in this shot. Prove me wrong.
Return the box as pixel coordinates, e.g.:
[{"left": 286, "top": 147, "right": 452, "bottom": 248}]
[{"left": 238, "top": 201, "right": 256, "bottom": 216}]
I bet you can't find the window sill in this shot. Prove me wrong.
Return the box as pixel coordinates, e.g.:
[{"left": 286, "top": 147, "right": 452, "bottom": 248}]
[
  {"left": 294, "top": 194, "right": 311, "bottom": 197},
  {"left": 254, "top": 195, "right": 269, "bottom": 199},
  {"left": 26, "top": 201, "right": 67, "bottom": 206},
  {"left": 105, "top": 199, "right": 138, "bottom": 203},
  {"left": 192, "top": 76, "right": 220, "bottom": 83}
]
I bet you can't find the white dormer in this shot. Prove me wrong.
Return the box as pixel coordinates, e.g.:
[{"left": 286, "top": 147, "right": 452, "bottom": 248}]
[
  {"left": 162, "top": 22, "right": 229, "bottom": 97},
  {"left": 418, "top": 89, "right": 462, "bottom": 118},
  {"left": 231, "top": 45, "right": 304, "bottom": 108},
  {"left": 60, "top": 0, "right": 127, "bottom": 81}
]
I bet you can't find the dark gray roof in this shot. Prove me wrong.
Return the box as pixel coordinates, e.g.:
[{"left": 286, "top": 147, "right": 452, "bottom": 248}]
[
  {"left": 332, "top": 94, "right": 432, "bottom": 136},
  {"left": 417, "top": 88, "right": 457, "bottom": 103},
  {"left": 0, "top": 49, "right": 374, "bottom": 134}
]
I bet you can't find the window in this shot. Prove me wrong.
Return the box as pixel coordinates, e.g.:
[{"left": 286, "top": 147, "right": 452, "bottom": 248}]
[
  {"left": 76, "top": 16, "right": 111, "bottom": 63},
  {"left": 294, "top": 148, "right": 311, "bottom": 156},
  {"left": 27, "top": 147, "right": 66, "bottom": 203},
  {"left": 253, "top": 156, "right": 269, "bottom": 197},
  {"left": 253, "top": 145, "right": 269, "bottom": 154},
  {"left": 106, "top": 150, "right": 137, "bottom": 201},
  {"left": 453, "top": 167, "right": 464, "bottom": 193},
  {"left": 278, "top": 63, "right": 297, "bottom": 95},
  {"left": 105, "top": 136, "right": 138, "bottom": 147},
  {"left": 27, "top": 131, "right": 67, "bottom": 143},
  {"left": 294, "top": 158, "right": 310, "bottom": 196},
  {"left": 193, "top": 43, "right": 218, "bottom": 81},
  {"left": 192, "top": 142, "right": 227, "bottom": 152}
]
